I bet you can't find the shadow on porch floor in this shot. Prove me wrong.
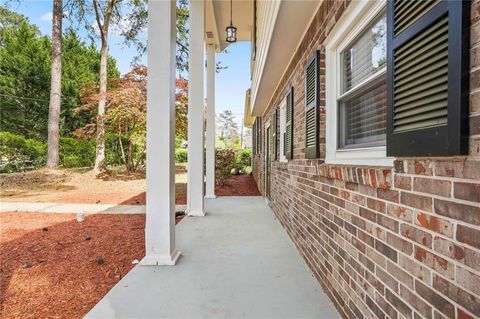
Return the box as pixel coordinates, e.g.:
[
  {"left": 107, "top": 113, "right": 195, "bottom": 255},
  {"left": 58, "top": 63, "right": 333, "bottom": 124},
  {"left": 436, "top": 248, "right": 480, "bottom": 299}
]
[{"left": 86, "top": 196, "right": 339, "bottom": 319}]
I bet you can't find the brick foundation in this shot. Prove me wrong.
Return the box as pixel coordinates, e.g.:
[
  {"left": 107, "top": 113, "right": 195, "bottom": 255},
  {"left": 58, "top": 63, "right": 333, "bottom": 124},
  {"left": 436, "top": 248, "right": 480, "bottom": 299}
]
[{"left": 252, "top": 1, "right": 480, "bottom": 318}]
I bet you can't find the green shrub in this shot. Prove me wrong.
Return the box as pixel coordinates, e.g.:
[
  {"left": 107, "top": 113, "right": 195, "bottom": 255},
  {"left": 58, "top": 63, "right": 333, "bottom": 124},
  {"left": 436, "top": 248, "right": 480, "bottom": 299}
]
[
  {"left": 0, "top": 131, "right": 46, "bottom": 172},
  {"left": 59, "top": 137, "right": 95, "bottom": 168},
  {"left": 175, "top": 149, "right": 188, "bottom": 163},
  {"left": 235, "top": 149, "right": 251, "bottom": 173},
  {"left": 0, "top": 132, "right": 98, "bottom": 172},
  {"left": 215, "top": 149, "right": 236, "bottom": 186}
]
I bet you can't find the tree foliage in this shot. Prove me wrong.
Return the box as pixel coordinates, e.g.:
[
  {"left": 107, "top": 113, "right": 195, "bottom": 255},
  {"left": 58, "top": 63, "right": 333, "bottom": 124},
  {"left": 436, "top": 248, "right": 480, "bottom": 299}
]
[
  {"left": 0, "top": 7, "right": 120, "bottom": 139},
  {"left": 217, "top": 110, "right": 240, "bottom": 149},
  {"left": 75, "top": 65, "right": 189, "bottom": 171}
]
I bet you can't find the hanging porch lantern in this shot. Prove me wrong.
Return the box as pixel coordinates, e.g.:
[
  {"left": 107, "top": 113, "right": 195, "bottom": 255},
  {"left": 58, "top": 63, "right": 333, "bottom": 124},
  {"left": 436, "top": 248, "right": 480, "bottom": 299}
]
[{"left": 226, "top": 0, "right": 237, "bottom": 43}]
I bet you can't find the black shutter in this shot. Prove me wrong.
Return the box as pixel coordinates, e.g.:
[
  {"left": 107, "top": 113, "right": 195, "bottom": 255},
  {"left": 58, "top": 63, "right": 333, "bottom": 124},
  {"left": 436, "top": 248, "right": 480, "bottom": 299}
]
[
  {"left": 305, "top": 51, "right": 320, "bottom": 159},
  {"left": 258, "top": 117, "right": 262, "bottom": 153},
  {"left": 285, "top": 87, "right": 294, "bottom": 160},
  {"left": 386, "top": 0, "right": 470, "bottom": 156},
  {"left": 253, "top": 120, "right": 256, "bottom": 155},
  {"left": 272, "top": 109, "right": 278, "bottom": 160}
]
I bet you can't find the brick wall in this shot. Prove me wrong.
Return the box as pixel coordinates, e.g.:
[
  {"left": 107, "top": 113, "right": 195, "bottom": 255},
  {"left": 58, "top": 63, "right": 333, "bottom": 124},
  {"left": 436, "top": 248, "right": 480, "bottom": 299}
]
[{"left": 252, "top": 1, "right": 480, "bottom": 318}]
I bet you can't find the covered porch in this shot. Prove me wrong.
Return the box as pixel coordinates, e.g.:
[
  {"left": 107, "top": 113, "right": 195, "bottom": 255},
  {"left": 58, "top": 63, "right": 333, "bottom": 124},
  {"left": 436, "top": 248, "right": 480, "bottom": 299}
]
[
  {"left": 86, "top": 0, "right": 340, "bottom": 317},
  {"left": 86, "top": 197, "right": 339, "bottom": 318}
]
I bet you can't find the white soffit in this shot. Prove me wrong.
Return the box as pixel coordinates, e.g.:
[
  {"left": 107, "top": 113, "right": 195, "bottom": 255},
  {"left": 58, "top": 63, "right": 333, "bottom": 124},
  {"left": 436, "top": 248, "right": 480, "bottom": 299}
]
[{"left": 251, "top": 0, "right": 321, "bottom": 116}]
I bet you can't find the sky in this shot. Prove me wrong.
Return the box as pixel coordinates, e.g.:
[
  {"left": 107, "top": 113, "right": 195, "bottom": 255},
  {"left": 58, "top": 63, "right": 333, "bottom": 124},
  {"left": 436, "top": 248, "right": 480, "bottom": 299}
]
[{"left": 4, "top": 0, "right": 252, "bottom": 128}]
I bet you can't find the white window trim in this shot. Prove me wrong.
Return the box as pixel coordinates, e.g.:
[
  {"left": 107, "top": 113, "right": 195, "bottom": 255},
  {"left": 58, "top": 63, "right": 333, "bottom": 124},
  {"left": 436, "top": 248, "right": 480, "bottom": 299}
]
[
  {"left": 325, "top": 0, "right": 393, "bottom": 167},
  {"left": 264, "top": 120, "right": 271, "bottom": 197},
  {"left": 279, "top": 97, "right": 287, "bottom": 163}
]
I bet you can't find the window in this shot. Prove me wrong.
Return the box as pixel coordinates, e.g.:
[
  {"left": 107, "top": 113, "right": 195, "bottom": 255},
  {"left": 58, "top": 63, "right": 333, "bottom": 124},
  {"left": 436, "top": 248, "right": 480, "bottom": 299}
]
[
  {"left": 279, "top": 98, "right": 287, "bottom": 162},
  {"left": 339, "top": 13, "right": 386, "bottom": 149},
  {"left": 325, "top": 0, "right": 393, "bottom": 166}
]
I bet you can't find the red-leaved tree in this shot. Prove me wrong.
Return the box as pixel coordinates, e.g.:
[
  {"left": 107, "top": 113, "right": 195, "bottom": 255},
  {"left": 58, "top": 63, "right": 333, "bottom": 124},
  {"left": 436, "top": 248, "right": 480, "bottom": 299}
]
[{"left": 75, "top": 66, "right": 188, "bottom": 172}]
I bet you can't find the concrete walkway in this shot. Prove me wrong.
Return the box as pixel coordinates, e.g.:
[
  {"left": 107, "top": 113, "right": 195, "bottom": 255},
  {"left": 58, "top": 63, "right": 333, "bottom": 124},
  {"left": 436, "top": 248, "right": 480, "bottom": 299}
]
[
  {"left": 0, "top": 202, "right": 187, "bottom": 214},
  {"left": 86, "top": 197, "right": 340, "bottom": 319}
]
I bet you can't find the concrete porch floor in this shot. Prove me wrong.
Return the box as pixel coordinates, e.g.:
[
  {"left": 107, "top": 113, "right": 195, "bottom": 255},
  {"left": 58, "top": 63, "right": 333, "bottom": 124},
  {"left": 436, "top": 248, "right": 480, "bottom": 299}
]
[{"left": 86, "top": 197, "right": 340, "bottom": 319}]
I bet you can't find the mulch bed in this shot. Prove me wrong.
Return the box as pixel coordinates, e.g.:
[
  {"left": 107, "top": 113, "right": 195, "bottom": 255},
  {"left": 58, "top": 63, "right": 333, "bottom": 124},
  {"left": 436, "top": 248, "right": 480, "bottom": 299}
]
[
  {"left": 0, "top": 212, "right": 152, "bottom": 319},
  {"left": 215, "top": 175, "right": 261, "bottom": 196},
  {"left": 0, "top": 174, "right": 259, "bottom": 318},
  {"left": 121, "top": 175, "right": 260, "bottom": 205}
]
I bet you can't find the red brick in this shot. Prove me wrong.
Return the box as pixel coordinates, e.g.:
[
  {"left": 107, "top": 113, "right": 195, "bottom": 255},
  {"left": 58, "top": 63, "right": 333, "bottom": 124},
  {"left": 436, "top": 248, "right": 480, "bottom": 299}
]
[
  {"left": 377, "top": 214, "right": 399, "bottom": 233},
  {"left": 401, "top": 192, "right": 432, "bottom": 212},
  {"left": 375, "top": 292, "right": 398, "bottom": 319},
  {"left": 415, "top": 213, "right": 453, "bottom": 238},
  {"left": 471, "top": 69, "right": 480, "bottom": 92},
  {"left": 399, "top": 284, "right": 432, "bottom": 319},
  {"left": 454, "top": 182, "right": 480, "bottom": 202},
  {"left": 457, "top": 308, "right": 475, "bottom": 319},
  {"left": 399, "top": 255, "right": 432, "bottom": 285},
  {"left": 401, "top": 224, "right": 432, "bottom": 248},
  {"left": 375, "top": 239, "right": 398, "bottom": 262},
  {"left": 367, "top": 197, "right": 386, "bottom": 213},
  {"left": 407, "top": 160, "right": 433, "bottom": 176},
  {"left": 385, "top": 288, "right": 412, "bottom": 318},
  {"left": 388, "top": 260, "right": 414, "bottom": 290},
  {"left": 377, "top": 267, "right": 399, "bottom": 293},
  {"left": 359, "top": 207, "right": 376, "bottom": 223},
  {"left": 395, "top": 175, "right": 412, "bottom": 190},
  {"left": 434, "top": 199, "right": 480, "bottom": 226},
  {"left": 470, "top": 91, "right": 480, "bottom": 114},
  {"left": 387, "top": 204, "right": 413, "bottom": 223},
  {"left": 415, "top": 280, "right": 455, "bottom": 318},
  {"left": 394, "top": 160, "right": 405, "bottom": 173},
  {"left": 413, "top": 177, "right": 451, "bottom": 197},
  {"left": 433, "top": 236, "right": 480, "bottom": 272},
  {"left": 434, "top": 160, "right": 480, "bottom": 180},
  {"left": 433, "top": 274, "right": 480, "bottom": 316},
  {"left": 377, "top": 188, "right": 400, "bottom": 203},
  {"left": 456, "top": 266, "right": 480, "bottom": 296},
  {"left": 414, "top": 246, "right": 454, "bottom": 280},
  {"left": 471, "top": 114, "right": 480, "bottom": 135},
  {"left": 366, "top": 295, "right": 386, "bottom": 319},
  {"left": 387, "top": 232, "right": 413, "bottom": 255},
  {"left": 457, "top": 225, "right": 480, "bottom": 250}
]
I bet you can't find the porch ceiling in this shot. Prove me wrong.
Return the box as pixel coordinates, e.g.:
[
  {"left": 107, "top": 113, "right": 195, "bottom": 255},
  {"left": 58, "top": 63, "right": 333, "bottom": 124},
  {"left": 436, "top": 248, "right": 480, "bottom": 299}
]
[{"left": 206, "top": 0, "right": 253, "bottom": 52}]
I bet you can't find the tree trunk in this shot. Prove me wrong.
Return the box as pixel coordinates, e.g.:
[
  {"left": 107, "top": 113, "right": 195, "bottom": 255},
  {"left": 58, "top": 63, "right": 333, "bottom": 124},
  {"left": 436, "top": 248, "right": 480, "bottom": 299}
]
[
  {"left": 92, "top": 0, "right": 116, "bottom": 174},
  {"left": 46, "top": 0, "right": 62, "bottom": 169},
  {"left": 94, "top": 41, "right": 108, "bottom": 173}
]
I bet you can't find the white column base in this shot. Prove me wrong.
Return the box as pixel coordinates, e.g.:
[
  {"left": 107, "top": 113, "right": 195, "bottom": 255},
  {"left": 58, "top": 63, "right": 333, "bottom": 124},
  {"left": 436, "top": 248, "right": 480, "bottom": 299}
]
[
  {"left": 204, "top": 195, "right": 217, "bottom": 199},
  {"left": 186, "top": 208, "right": 206, "bottom": 217},
  {"left": 140, "top": 250, "right": 181, "bottom": 266}
]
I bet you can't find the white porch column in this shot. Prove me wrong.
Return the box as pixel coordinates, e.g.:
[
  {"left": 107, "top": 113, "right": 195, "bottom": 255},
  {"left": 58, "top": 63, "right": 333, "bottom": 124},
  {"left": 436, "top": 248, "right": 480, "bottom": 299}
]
[
  {"left": 187, "top": 0, "right": 206, "bottom": 216},
  {"left": 205, "top": 45, "right": 216, "bottom": 199},
  {"left": 141, "top": 0, "right": 180, "bottom": 266}
]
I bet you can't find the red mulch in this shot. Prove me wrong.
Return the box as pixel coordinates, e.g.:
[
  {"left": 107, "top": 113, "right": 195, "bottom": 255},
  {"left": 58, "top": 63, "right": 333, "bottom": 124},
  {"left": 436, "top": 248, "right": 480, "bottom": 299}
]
[
  {"left": 121, "top": 175, "right": 260, "bottom": 205},
  {"left": 215, "top": 175, "right": 261, "bottom": 196},
  {"left": 0, "top": 213, "right": 152, "bottom": 319},
  {"left": 0, "top": 175, "right": 259, "bottom": 318}
]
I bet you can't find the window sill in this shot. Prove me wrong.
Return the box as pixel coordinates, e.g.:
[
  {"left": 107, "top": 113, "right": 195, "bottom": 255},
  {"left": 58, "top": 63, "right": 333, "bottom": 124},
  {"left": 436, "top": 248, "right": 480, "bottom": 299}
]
[{"left": 326, "top": 146, "right": 394, "bottom": 167}]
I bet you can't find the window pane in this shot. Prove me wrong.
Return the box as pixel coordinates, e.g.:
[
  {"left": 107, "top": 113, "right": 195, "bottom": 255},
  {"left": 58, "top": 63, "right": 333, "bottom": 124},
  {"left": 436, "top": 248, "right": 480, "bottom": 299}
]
[
  {"left": 339, "top": 82, "right": 387, "bottom": 148},
  {"left": 341, "top": 13, "right": 386, "bottom": 93}
]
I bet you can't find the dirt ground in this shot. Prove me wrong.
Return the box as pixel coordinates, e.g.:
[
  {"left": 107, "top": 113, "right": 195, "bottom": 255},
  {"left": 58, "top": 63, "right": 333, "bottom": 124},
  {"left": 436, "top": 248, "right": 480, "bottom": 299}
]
[{"left": 0, "top": 169, "right": 260, "bottom": 205}]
